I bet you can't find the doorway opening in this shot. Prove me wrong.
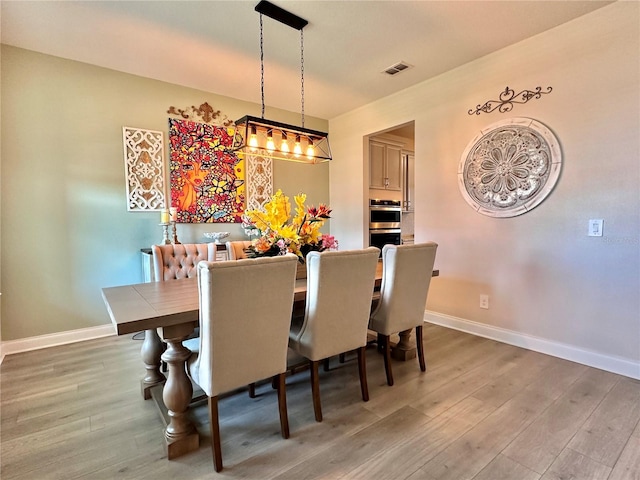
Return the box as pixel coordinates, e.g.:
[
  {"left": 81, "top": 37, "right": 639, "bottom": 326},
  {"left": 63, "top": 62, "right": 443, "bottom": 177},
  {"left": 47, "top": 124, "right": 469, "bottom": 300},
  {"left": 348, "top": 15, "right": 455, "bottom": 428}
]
[{"left": 365, "top": 121, "right": 415, "bottom": 246}]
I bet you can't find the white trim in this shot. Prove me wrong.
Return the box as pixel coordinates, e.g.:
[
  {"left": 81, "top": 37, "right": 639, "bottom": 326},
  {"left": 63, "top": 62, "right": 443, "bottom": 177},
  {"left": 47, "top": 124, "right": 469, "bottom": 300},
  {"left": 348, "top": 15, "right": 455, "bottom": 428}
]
[
  {"left": 425, "top": 310, "right": 640, "bottom": 380},
  {"left": 0, "top": 325, "right": 116, "bottom": 364},
  {"left": 3, "top": 314, "right": 637, "bottom": 381}
]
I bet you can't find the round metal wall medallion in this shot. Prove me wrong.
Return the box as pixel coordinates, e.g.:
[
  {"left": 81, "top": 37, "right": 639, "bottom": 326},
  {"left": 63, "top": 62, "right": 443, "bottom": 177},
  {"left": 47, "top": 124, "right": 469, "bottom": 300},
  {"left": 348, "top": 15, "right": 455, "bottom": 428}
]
[{"left": 458, "top": 117, "right": 562, "bottom": 218}]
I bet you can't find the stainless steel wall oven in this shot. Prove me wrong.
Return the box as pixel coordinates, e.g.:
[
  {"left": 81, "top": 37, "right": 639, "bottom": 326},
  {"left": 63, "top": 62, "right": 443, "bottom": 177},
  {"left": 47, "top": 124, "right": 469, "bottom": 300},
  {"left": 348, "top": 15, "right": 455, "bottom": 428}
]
[{"left": 369, "top": 199, "right": 401, "bottom": 250}]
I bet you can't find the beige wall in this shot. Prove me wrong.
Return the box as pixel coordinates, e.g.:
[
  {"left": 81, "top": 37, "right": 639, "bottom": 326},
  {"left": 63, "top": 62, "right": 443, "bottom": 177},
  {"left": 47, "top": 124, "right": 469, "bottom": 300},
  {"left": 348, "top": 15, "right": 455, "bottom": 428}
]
[
  {"left": 0, "top": 46, "right": 328, "bottom": 340},
  {"left": 330, "top": 3, "right": 639, "bottom": 368}
]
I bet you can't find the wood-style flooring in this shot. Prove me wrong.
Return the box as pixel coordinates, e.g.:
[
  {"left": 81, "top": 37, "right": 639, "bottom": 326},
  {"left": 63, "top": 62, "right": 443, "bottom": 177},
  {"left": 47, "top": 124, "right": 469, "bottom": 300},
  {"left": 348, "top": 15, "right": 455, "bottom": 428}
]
[{"left": 1, "top": 324, "right": 639, "bottom": 479}]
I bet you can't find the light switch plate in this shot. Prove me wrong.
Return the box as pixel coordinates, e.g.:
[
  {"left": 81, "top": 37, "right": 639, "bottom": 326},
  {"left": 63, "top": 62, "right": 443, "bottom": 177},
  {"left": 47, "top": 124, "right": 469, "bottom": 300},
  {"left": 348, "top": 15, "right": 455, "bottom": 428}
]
[{"left": 588, "top": 219, "right": 603, "bottom": 237}]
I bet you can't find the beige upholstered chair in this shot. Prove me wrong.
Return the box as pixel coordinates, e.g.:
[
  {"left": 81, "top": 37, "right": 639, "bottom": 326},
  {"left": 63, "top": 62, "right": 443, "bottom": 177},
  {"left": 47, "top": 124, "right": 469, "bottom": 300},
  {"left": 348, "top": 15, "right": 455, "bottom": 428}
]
[
  {"left": 289, "top": 247, "right": 380, "bottom": 422},
  {"left": 369, "top": 242, "right": 438, "bottom": 386},
  {"left": 187, "top": 254, "right": 298, "bottom": 472},
  {"left": 151, "top": 243, "right": 216, "bottom": 281},
  {"left": 225, "top": 240, "right": 252, "bottom": 260}
]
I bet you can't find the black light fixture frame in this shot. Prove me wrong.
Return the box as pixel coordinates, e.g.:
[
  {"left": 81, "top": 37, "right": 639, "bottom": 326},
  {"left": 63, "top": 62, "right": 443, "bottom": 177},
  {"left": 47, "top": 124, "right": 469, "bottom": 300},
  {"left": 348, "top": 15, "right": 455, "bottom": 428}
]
[
  {"left": 232, "top": 0, "right": 331, "bottom": 164},
  {"left": 234, "top": 115, "right": 332, "bottom": 163}
]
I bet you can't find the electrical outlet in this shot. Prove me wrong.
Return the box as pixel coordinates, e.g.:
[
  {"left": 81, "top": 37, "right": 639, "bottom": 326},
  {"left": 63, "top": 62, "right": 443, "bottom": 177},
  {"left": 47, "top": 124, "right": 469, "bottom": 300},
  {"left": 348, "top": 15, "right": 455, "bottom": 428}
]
[
  {"left": 588, "top": 219, "right": 603, "bottom": 237},
  {"left": 480, "top": 294, "right": 489, "bottom": 309}
]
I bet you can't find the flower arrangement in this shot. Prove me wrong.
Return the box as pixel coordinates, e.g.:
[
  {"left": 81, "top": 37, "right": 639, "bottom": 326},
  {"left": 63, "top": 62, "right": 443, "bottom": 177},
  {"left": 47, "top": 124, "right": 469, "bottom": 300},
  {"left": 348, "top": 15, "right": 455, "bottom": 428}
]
[{"left": 243, "top": 189, "right": 338, "bottom": 262}]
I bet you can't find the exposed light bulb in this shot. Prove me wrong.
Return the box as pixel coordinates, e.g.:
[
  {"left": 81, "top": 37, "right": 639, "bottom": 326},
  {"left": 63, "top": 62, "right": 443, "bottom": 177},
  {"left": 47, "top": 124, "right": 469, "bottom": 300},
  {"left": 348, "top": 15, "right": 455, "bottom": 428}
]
[
  {"left": 280, "top": 131, "right": 289, "bottom": 154},
  {"left": 293, "top": 135, "right": 302, "bottom": 157},
  {"left": 248, "top": 126, "right": 258, "bottom": 149},
  {"left": 306, "top": 138, "right": 315, "bottom": 159},
  {"left": 266, "top": 129, "right": 275, "bottom": 151}
]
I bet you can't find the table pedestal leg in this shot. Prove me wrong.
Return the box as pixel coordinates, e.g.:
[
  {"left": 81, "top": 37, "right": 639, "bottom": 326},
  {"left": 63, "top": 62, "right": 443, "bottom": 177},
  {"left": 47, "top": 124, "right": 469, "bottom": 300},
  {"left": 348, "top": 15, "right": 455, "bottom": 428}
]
[
  {"left": 160, "top": 325, "right": 199, "bottom": 459},
  {"left": 391, "top": 329, "right": 417, "bottom": 361},
  {"left": 141, "top": 329, "right": 166, "bottom": 399}
]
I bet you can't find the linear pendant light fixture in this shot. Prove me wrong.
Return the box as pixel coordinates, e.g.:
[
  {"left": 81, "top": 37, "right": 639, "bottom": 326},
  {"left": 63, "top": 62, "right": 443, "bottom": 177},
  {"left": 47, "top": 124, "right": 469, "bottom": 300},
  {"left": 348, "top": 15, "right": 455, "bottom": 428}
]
[{"left": 232, "top": 0, "right": 332, "bottom": 164}]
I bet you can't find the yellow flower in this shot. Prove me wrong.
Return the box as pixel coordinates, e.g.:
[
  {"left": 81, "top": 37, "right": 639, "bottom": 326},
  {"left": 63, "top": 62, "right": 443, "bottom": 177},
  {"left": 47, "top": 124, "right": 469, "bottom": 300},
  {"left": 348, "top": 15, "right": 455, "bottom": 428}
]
[
  {"left": 243, "top": 189, "right": 333, "bottom": 261},
  {"left": 266, "top": 190, "right": 291, "bottom": 228},
  {"left": 293, "top": 193, "right": 307, "bottom": 227}
]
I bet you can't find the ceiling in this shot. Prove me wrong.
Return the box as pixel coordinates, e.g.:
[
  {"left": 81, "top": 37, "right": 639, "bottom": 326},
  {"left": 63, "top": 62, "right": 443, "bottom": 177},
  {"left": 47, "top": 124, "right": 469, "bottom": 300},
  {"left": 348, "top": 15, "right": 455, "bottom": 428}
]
[{"left": 1, "top": 1, "right": 613, "bottom": 120}]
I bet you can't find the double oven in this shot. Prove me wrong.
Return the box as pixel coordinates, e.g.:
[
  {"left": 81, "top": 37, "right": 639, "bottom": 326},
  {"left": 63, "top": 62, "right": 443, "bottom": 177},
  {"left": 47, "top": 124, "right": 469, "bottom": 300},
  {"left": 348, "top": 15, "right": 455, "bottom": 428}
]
[{"left": 369, "top": 199, "right": 402, "bottom": 251}]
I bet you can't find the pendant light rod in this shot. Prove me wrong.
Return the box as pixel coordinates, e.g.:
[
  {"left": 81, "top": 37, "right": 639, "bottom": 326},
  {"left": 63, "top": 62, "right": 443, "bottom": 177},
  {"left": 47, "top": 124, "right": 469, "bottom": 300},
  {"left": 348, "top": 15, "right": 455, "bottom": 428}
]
[
  {"left": 255, "top": 0, "right": 308, "bottom": 30},
  {"left": 300, "top": 28, "right": 305, "bottom": 127}
]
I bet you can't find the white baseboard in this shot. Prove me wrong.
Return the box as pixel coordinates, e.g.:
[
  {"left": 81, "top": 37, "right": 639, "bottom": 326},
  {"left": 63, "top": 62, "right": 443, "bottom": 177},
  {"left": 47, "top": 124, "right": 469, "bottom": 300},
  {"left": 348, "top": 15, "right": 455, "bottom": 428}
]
[
  {"left": 425, "top": 310, "right": 640, "bottom": 380},
  {"left": 3, "top": 315, "right": 637, "bottom": 381},
  {"left": 0, "top": 325, "right": 116, "bottom": 364}
]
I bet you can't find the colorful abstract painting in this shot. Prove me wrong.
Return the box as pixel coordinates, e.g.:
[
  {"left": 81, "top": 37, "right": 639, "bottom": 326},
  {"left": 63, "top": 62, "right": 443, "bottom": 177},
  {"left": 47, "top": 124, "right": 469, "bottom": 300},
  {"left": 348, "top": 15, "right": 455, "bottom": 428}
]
[{"left": 169, "top": 118, "right": 245, "bottom": 223}]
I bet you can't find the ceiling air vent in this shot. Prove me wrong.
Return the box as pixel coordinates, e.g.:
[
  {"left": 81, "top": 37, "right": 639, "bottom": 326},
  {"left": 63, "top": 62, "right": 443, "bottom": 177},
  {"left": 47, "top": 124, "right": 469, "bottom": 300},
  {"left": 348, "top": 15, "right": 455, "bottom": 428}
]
[{"left": 383, "top": 61, "right": 412, "bottom": 76}]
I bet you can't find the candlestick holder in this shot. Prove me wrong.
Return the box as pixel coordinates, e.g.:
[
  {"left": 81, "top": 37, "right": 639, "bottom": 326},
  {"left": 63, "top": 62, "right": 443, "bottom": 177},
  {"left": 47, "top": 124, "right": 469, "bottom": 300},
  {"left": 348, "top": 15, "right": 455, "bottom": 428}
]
[
  {"left": 160, "top": 223, "right": 171, "bottom": 244},
  {"left": 170, "top": 221, "right": 181, "bottom": 244}
]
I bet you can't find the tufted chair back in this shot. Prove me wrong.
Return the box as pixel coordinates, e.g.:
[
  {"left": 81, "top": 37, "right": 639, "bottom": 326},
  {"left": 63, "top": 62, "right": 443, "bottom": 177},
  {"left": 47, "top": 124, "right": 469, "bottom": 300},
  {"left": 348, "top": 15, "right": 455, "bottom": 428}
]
[
  {"left": 225, "top": 240, "right": 252, "bottom": 260},
  {"left": 151, "top": 243, "right": 216, "bottom": 282}
]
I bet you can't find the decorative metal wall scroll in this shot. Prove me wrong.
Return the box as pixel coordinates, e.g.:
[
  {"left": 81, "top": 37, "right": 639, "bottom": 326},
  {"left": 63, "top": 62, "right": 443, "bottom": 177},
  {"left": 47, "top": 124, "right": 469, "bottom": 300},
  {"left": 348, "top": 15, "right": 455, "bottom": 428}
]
[
  {"left": 167, "top": 102, "right": 234, "bottom": 126},
  {"left": 468, "top": 86, "right": 552, "bottom": 115},
  {"left": 458, "top": 117, "right": 562, "bottom": 217},
  {"left": 122, "top": 127, "right": 166, "bottom": 211}
]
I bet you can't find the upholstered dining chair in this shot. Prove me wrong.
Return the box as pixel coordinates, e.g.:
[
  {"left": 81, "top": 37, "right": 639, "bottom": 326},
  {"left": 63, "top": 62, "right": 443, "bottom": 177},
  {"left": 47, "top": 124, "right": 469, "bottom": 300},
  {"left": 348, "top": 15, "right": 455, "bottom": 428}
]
[
  {"left": 225, "top": 240, "right": 252, "bottom": 260},
  {"left": 369, "top": 242, "right": 438, "bottom": 386},
  {"left": 225, "top": 240, "right": 261, "bottom": 396},
  {"left": 289, "top": 247, "right": 380, "bottom": 422},
  {"left": 187, "top": 254, "right": 298, "bottom": 472},
  {"left": 152, "top": 243, "right": 216, "bottom": 281}
]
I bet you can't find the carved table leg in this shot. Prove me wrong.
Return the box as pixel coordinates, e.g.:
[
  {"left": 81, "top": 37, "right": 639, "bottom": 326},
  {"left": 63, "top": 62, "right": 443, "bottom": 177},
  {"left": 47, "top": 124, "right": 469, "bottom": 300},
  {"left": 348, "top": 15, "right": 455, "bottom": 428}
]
[
  {"left": 391, "top": 328, "right": 417, "bottom": 361},
  {"left": 141, "top": 329, "right": 166, "bottom": 399},
  {"left": 160, "top": 324, "right": 199, "bottom": 459}
]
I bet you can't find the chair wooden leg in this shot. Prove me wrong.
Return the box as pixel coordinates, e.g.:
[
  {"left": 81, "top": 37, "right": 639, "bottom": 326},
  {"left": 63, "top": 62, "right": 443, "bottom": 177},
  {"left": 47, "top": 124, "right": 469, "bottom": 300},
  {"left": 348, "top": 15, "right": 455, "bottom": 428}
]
[
  {"left": 248, "top": 382, "right": 256, "bottom": 398},
  {"left": 310, "top": 360, "right": 323, "bottom": 422},
  {"left": 323, "top": 358, "right": 330, "bottom": 372},
  {"left": 339, "top": 352, "right": 346, "bottom": 363},
  {"left": 275, "top": 373, "right": 290, "bottom": 439},
  {"left": 357, "top": 346, "right": 369, "bottom": 402},
  {"left": 208, "top": 396, "right": 223, "bottom": 472},
  {"left": 382, "top": 334, "right": 394, "bottom": 386},
  {"left": 416, "top": 325, "right": 426, "bottom": 372}
]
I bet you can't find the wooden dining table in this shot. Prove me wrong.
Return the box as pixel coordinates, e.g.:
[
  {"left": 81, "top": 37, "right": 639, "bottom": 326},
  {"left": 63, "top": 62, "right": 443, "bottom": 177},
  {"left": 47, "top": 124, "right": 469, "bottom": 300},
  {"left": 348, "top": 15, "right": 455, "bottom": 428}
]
[{"left": 101, "top": 260, "right": 438, "bottom": 459}]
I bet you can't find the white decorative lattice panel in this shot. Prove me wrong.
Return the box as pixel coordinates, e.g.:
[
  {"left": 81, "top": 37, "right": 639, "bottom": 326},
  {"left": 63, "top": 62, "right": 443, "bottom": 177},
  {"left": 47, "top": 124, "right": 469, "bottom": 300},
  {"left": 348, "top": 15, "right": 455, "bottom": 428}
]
[
  {"left": 122, "top": 127, "right": 166, "bottom": 211},
  {"left": 458, "top": 117, "right": 562, "bottom": 218},
  {"left": 246, "top": 153, "right": 273, "bottom": 211}
]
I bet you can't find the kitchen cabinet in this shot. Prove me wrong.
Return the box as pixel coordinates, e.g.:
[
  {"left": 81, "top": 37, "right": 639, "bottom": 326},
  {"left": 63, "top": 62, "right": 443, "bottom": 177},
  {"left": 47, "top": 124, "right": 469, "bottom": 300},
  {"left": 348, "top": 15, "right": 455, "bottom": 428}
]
[
  {"left": 402, "top": 152, "right": 415, "bottom": 212},
  {"left": 369, "top": 140, "right": 403, "bottom": 191}
]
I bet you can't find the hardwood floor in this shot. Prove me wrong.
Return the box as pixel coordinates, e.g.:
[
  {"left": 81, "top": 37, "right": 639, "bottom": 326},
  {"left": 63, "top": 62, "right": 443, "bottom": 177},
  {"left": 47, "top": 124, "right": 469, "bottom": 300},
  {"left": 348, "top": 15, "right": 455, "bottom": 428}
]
[{"left": 1, "top": 324, "right": 639, "bottom": 479}]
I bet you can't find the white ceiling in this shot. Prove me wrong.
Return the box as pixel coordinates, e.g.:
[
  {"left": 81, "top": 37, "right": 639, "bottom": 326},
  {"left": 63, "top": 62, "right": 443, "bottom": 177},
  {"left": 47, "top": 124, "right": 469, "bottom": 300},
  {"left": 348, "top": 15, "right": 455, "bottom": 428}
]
[{"left": 1, "top": 1, "right": 613, "bottom": 120}]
